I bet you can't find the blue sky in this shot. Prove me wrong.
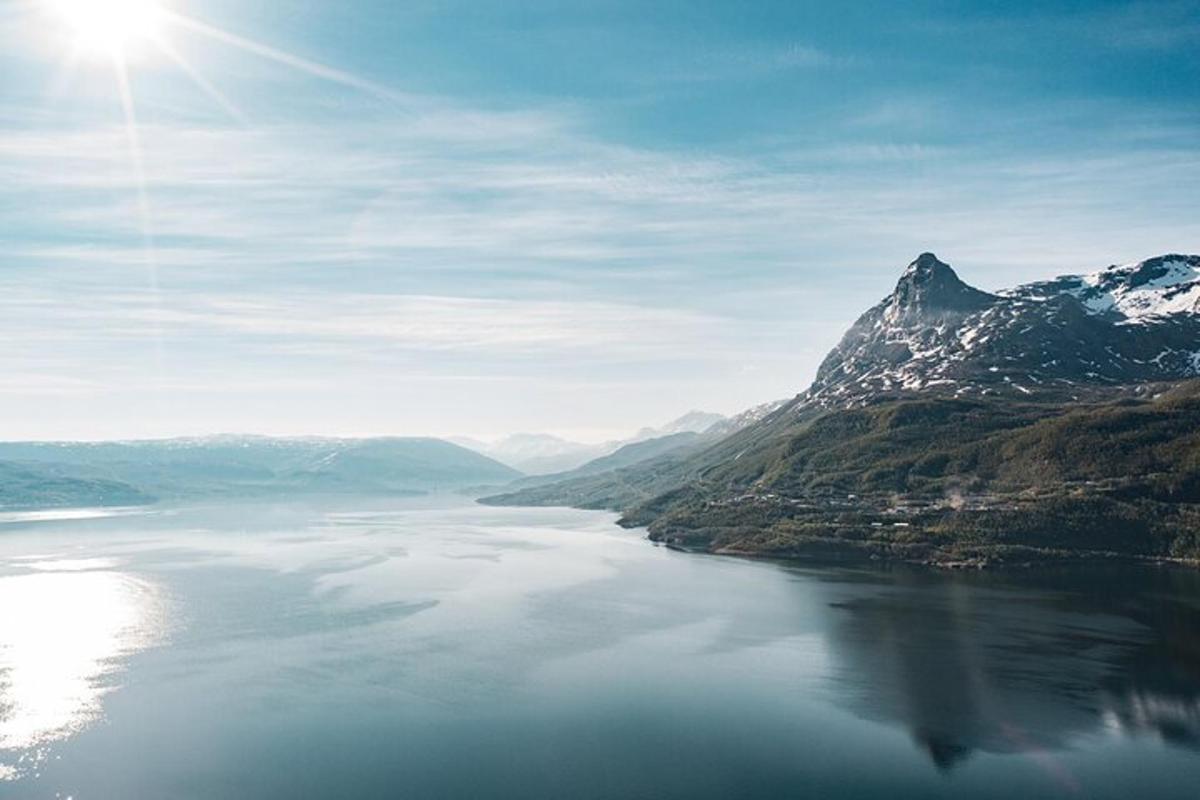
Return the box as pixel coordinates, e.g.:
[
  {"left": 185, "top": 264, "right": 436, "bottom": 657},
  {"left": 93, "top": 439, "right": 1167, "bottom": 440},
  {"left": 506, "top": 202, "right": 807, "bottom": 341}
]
[{"left": 0, "top": 0, "right": 1197, "bottom": 440}]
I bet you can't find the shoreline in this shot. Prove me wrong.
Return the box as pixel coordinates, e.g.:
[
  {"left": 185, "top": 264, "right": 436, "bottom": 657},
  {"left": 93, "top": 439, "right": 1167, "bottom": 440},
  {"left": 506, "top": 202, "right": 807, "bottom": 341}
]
[{"left": 605, "top": 506, "right": 1200, "bottom": 571}]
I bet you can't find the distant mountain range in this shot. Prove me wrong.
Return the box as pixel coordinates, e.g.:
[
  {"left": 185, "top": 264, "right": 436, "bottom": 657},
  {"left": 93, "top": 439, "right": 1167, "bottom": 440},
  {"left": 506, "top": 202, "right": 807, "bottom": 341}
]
[
  {"left": 632, "top": 411, "right": 726, "bottom": 441},
  {"left": 450, "top": 433, "right": 610, "bottom": 476},
  {"left": 485, "top": 253, "right": 1200, "bottom": 567},
  {"left": 0, "top": 436, "right": 518, "bottom": 510},
  {"left": 453, "top": 410, "right": 732, "bottom": 474},
  {"left": 0, "top": 413, "right": 753, "bottom": 512}
]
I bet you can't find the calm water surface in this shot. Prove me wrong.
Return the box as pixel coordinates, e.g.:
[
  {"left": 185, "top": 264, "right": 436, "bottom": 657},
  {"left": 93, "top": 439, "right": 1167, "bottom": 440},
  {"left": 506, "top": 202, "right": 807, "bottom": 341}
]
[{"left": 1, "top": 498, "right": 1198, "bottom": 799}]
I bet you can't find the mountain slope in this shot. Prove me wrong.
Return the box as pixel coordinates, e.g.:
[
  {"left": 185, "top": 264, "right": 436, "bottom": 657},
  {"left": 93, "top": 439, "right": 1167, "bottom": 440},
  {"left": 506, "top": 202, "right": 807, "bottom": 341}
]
[
  {"left": 518, "top": 432, "right": 704, "bottom": 486},
  {"left": 483, "top": 400, "right": 811, "bottom": 510},
  {"left": 482, "top": 403, "right": 798, "bottom": 505},
  {"left": 632, "top": 411, "right": 726, "bottom": 441},
  {"left": 457, "top": 410, "right": 729, "bottom": 475},
  {"left": 492, "top": 431, "right": 709, "bottom": 502},
  {"left": 623, "top": 383, "right": 1200, "bottom": 563},
  {"left": 451, "top": 433, "right": 611, "bottom": 475},
  {"left": 0, "top": 461, "right": 152, "bottom": 510},
  {"left": 1006, "top": 254, "right": 1200, "bottom": 320}
]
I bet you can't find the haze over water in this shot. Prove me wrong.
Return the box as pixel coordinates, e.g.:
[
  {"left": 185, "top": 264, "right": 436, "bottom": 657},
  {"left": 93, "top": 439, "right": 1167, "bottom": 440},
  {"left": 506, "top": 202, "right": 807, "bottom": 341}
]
[{"left": 1, "top": 498, "right": 1198, "bottom": 799}]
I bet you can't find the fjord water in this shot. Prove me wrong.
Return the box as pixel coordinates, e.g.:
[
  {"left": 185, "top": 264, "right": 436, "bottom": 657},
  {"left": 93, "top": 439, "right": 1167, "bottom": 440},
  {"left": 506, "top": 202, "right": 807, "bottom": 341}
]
[{"left": 1, "top": 500, "right": 1198, "bottom": 799}]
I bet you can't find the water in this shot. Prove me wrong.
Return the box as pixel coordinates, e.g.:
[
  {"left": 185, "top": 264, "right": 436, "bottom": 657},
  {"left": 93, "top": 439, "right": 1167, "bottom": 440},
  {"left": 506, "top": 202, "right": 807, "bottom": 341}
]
[{"left": 0, "top": 497, "right": 1198, "bottom": 799}]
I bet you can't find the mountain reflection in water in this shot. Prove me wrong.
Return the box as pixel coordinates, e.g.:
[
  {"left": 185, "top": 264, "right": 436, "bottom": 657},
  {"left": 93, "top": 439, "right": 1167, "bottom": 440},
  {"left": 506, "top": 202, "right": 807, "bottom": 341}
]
[{"left": 821, "top": 566, "right": 1200, "bottom": 770}]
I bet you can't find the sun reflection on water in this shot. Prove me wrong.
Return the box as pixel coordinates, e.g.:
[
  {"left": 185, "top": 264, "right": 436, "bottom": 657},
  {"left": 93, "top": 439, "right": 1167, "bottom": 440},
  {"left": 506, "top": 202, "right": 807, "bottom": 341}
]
[{"left": 0, "top": 563, "right": 166, "bottom": 781}]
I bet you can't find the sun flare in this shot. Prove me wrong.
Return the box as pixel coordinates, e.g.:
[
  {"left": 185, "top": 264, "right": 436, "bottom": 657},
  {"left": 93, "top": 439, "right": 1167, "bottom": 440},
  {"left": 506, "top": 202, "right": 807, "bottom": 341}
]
[{"left": 47, "top": 0, "right": 166, "bottom": 56}]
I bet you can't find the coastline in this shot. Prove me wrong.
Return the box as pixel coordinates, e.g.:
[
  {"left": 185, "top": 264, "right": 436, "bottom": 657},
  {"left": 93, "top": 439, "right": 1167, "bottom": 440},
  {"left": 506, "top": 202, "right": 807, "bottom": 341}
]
[{"left": 607, "top": 507, "right": 1200, "bottom": 571}]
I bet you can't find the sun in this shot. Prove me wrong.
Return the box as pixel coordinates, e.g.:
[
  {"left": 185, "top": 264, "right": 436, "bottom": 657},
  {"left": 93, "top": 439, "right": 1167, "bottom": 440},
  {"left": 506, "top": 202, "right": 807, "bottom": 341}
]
[
  {"left": 47, "top": 0, "right": 166, "bottom": 57},
  {"left": 24, "top": 0, "right": 397, "bottom": 345}
]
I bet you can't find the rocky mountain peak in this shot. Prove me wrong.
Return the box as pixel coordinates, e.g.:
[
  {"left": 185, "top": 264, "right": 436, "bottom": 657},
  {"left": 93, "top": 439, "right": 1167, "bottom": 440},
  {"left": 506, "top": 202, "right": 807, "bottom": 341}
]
[
  {"left": 886, "top": 253, "right": 996, "bottom": 325},
  {"left": 902, "top": 251, "right": 951, "bottom": 276}
]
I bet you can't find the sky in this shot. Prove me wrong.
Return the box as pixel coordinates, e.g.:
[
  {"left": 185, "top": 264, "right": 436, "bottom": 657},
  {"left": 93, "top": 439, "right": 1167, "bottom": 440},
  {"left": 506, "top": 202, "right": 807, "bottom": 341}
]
[{"left": 0, "top": 0, "right": 1197, "bottom": 442}]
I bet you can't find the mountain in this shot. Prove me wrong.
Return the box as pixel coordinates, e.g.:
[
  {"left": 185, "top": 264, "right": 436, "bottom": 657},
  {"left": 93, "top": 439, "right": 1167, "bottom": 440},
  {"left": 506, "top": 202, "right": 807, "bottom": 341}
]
[
  {"left": 631, "top": 410, "right": 726, "bottom": 441},
  {"left": 487, "top": 407, "right": 791, "bottom": 497},
  {"left": 501, "top": 431, "right": 708, "bottom": 496},
  {"left": 0, "top": 436, "right": 519, "bottom": 509},
  {"left": 812, "top": 253, "right": 1200, "bottom": 404},
  {"left": 704, "top": 398, "right": 790, "bottom": 437},
  {"left": 1009, "top": 254, "right": 1200, "bottom": 320},
  {"left": 0, "top": 460, "right": 152, "bottom": 510},
  {"left": 555, "top": 432, "right": 705, "bottom": 477},
  {"left": 450, "top": 433, "right": 610, "bottom": 475},
  {"left": 485, "top": 253, "right": 1200, "bottom": 566},
  {"left": 456, "top": 410, "right": 729, "bottom": 475}
]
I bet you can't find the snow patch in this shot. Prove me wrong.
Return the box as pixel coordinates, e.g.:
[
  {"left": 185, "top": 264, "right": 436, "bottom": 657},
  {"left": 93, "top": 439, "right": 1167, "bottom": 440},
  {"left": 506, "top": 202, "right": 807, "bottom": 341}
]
[{"left": 1015, "top": 256, "right": 1200, "bottom": 322}]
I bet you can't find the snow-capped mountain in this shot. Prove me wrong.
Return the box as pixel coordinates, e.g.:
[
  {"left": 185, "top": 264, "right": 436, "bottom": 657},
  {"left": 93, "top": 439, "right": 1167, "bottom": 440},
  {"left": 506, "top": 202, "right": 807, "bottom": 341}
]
[
  {"left": 810, "top": 253, "right": 1200, "bottom": 403},
  {"left": 631, "top": 410, "right": 727, "bottom": 442},
  {"left": 1005, "top": 255, "right": 1200, "bottom": 321},
  {"left": 449, "top": 433, "right": 612, "bottom": 475},
  {"left": 705, "top": 398, "right": 790, "bottom": 436},
  {"left": 457, "top": 411, "right": 731, "bottom": 475}
]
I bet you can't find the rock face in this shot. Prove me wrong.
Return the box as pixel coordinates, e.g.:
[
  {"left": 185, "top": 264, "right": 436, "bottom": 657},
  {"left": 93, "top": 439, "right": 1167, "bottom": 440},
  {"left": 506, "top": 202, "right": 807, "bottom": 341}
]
[
  {"left": 811, "top": 253, "right": 1200, "bottom": 404},
  {"left": 885, "top": 252, "right": 997, "bottom": 324}
]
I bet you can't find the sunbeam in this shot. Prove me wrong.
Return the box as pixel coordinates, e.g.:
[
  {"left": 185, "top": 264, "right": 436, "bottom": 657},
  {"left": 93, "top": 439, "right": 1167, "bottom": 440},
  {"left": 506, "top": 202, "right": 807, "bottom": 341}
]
[
  {"left": 152, "top": 36, "right": 249, "bottom": 125},
  {"left": 111, "top": 50, "right": 167, "bottom": 387},
  {"left": 110, "top": 52, "right": 156, "bottom": 291},
  {"left": 165, "top": 12, "right": 407, "bottom": 104}
]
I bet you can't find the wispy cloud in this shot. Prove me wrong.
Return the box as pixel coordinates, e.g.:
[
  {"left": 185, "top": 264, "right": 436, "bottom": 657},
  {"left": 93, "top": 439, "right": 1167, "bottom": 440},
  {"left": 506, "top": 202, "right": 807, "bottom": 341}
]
[
  {"left": 0, "top": 288, "right": 723, "bottom": 358},
  {"left": 5, "top": 104, "right": 1197, "bottom": 286},
  {"left": 0, "top": 0, "right": 1196, "bottom": 438}
]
